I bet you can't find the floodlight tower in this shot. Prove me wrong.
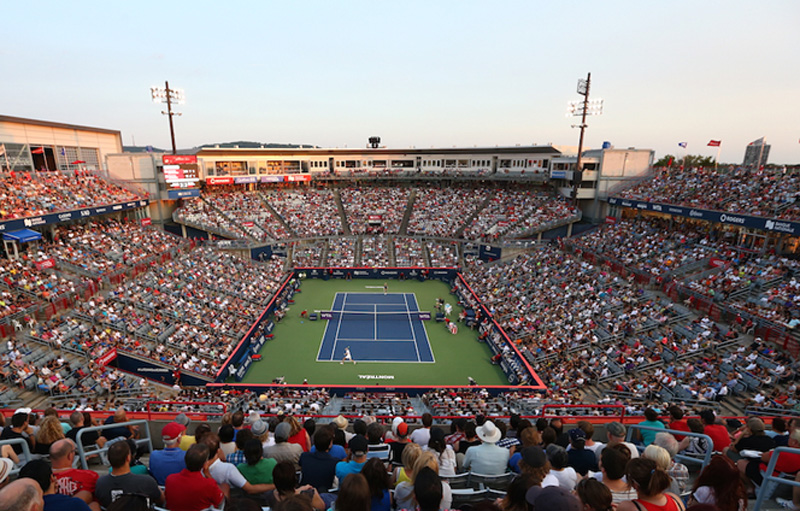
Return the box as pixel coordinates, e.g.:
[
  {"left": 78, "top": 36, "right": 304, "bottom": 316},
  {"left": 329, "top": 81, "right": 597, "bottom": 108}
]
[
  {"left": 150, "top": 81, "right": 185, "bottom": 154},
  {"left": 566, "top": 73, "right": 603, "bottom": 206}
]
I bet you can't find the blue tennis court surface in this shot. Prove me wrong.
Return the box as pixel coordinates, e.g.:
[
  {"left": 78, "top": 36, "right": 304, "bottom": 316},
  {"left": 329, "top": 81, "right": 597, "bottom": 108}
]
[{"left": 316, "top": 293, "right": 434, "bottom": 363}]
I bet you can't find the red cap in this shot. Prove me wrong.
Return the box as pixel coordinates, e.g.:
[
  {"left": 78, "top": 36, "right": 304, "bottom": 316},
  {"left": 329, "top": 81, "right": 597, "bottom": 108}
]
[
  {"left": 162, "top": 422, "right": 186, "bottom": 442},
  {"left": 397, "top": 422, "right": 408, "bottom": 436}
]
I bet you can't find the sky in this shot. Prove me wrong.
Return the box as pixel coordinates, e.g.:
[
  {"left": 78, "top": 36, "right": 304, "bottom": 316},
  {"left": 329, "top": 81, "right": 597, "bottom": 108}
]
[{"left": 2, "top": 1, "right": 799, "bottom": 164}]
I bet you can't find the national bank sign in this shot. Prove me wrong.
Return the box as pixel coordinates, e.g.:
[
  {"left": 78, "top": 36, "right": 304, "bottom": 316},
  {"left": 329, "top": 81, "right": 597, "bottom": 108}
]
[{"left": 607, "top": 197, "right": 799, "bottom": 235}]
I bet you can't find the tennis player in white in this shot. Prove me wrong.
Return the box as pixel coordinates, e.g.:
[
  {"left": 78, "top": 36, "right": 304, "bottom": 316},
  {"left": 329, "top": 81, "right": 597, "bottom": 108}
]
[{"left": 341, "top": 346, "right": 356, "bottom": 364}]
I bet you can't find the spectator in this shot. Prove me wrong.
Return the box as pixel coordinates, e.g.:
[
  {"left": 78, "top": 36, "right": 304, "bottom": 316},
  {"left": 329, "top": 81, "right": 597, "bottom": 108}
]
[
  {"left": 678, "top": 418, "right": 711, "bottom": 457},
  {"left": 546, "top": 444, "right": 577, "bottom": 490},
  {"left": 688, "top": 455, "right": 747, "bottom": 511},
  {"left": 599, "top": 444, "right": 638, "bottom": 505},
  {"left": 643, "top": 444, "right": 680, "bottom": 495},
  {"left": 0, "top": 478, "right": 44, "bottom": 511},
  {"left": 652, "top": 433, "right": 689, "bottom": 495},
  {"left": 463, "top": 420, "right": 510, "bottom": 475},
  {"left": 361, "top": 457, "right": 391, "bottom": 511},
  {"left": 263, "top": 461, "right": 324, "bottom": 511},
  {"left": 727, "top": 417, "right": 773, "bottom": 457},
  {"left": 410, "top": 413, "right": 433, "bottom": 446},
  {"left": 499, "top": 473, "right": 536, "bottom": 511},
  {"left": 19, "top": 459, "right": 91, "bottom": 511},
  {"left": 335, "top": 435, "right": 369, "bottom": 482},
  {"left": 365, "top": 422, "right": 389, "bottom": 461},
  {"left": 525, "top": 485, "right": 583, "bottom": 511},
  {"left": 0, "top": 411, "right": 35, "bottom": 455},
  {"left": 285, "top": 416, "right": 311, "bottom": 453},
  {"left": 509, "top": 427, "right": 542, "bottom": 474},
  {"left": 94, "top": 440, "right": 163, "bottom": 509},
  {"left": 575, "top": 477, "right": 614, "bottom": 511},
  {"left": 332, "top": 473, "right": 370, "bottom": 511},
  {"left": 50, "top": 439, "right": 98, "bottom": 508},
  {"left": 424, "top": 427, "right": 456, "bottom": 477},
  {"left": 174, "top": 413, "right": 194, "bottom": 451},
  {"left": 165, "top": 443, "right": 225, "bottom": 511},
  {"left": 34, "top": 416, "right": 65, "bottom": 456},
  {"left": 667, "top": 406, "right": 690, "bottom": 441},
  {"left": 616, "top": 458, "right": 685, "bottom": 511},
  {"left": 739, "top": 428, "right": 800, "bottom": 498},
  {"left": 518, "top": 446, "right": 558, "bottom": 488},
  {"left": 203, "top": 433, "right": 273, "bottom": 497},
  {"left": 300, "top": 428, "right": 340, "bottom": 493},
  {"left": 237, "top": 438, "right": 277, "bottom": 487},
  {"left": 148, "top": 422, "right": 187, "bottom": 486},
  {"left": 577, "top": 420, "right": 605, "bottom": 454},
  {"left": 567, "top": 427, "right": 598, "bottom": 476},
  {"left": 227, "top": 429, "right": 254, "bottom": 466},
  {"left": 65, "top": 412, "right": 104, "bottom": 450},
  {"left": 600, "top": 422, "right": 639, "bottom": 459},
  {"left": 264, "top": 422, "right": 303, "bottom": 471},
  {"left": 412, "top": 467, "right": 450, "bottom": 511},
  {"left": 388, "top": 421, "right": 410, "bottom": 465},
  {"left": 101, "top": 409, "right": 137, "bottom": 443},
  {"left": 219, "top": 424, "right": 237, "bottom": 458},
  {"left": 394, "top": 451, "right": 452, "bottom": 510},
  {"left": 637, "top": 408, "right": 665, "bottom": 447},
  {"left": 699, "top": 410, "right": 731, "bottom": 452},
  {"left": 394, "top": 443, "right": 422, "bottom": 487}
]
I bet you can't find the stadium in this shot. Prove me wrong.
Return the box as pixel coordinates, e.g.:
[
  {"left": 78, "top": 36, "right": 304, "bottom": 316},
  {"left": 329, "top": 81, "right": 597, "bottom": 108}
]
[{"left": 0, "top": 112, "right": 799, "bottom": 510}]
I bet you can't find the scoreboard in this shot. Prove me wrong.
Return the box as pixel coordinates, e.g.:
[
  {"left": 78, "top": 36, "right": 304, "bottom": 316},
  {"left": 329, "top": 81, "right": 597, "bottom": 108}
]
[{"left": 163, "top": 155, "right": 200, "bottom": 188}]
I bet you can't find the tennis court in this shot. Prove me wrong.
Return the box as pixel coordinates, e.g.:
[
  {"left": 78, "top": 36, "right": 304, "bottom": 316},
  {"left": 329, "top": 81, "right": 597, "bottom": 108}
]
[{"left": 316, "top": 292, "right": 435, "bottom": 363}]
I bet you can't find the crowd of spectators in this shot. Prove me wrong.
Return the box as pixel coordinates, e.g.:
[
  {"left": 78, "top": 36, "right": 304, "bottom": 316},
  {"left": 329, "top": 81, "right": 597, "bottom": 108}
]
[
  {"left": 291, "top": 241, "right": 325, "bottom": 268},
  {"left": 618, "top": 167, "right": 800, "bottom": 220},
  {"left": 407, "top": 187, "right": 489, "bottom": 238},
  {"left": 326, "top": 238, "right": 356, "bottom": 267},
  {"left": 394, "top": 237, "right": 427, "bottom": 267},
  {"left": 202, "top": 191, "right": 288, "bottom": 241},
  {"left": 0, "top": 170, "right": 144, "bottom": 220},
  {"left": 361, "top": 236, "right": 391, "bottom": 267},
  {"left": 463, "top": 190, "right": 575, "bottom": 241},
  {"left": 340, "top": 187, "right": 409, "bottom": 235},
  {"left": 426, "top": 240, "right": 459, "bottom": 268},
  {"left": 174, "top": 197, "right": 252, "bottom": 240},
  {"left": 264, "top": 188, "right": 343, "bottom": 237}
]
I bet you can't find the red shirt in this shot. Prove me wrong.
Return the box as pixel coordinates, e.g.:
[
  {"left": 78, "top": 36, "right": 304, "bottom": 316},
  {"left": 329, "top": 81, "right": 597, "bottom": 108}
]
[
  {"left": 53, "top": 468, "right": 98, "bottom": 497},
  {"left": 668, "top": 420, "right": 690, "bottom": 441},
  {"left": 165, "top": 469, "right": 224, "bottom": 511},
  {"left": 761, "top": 450, "right": 800, "bottom": 475},
  {"left": 704, "top": 424, "right": 731, "bottom": 452}
]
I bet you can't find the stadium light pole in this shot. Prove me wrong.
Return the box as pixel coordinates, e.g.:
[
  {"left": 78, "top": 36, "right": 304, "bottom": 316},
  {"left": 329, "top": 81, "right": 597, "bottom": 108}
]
[
  {"left": 566, "top": 73, "right": 603, "bottom": 206},
  {"left": 150, "top": 81, "right": 185, "bottom": 155}
]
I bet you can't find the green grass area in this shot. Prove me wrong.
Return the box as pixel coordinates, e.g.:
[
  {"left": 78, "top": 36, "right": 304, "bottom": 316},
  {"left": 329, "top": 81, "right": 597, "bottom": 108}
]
[{"left": 241, "top": 278, "right": 508, "bottom": 386}]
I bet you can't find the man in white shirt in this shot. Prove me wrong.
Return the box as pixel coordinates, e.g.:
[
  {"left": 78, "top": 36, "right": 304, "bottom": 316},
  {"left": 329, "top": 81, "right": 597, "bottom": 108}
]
[
  {"left": 410, "top": 413, "right": 433, "bottom": 446},
  {"left": 203, "top": 433, "right": 273, "bottom": 497}
]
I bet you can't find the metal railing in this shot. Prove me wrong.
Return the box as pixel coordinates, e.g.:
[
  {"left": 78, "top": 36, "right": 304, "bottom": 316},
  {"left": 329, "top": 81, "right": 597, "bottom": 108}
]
[
  {"left": 0, "top": 438, "right": 34, "bottom": 478},
  {"left": 754, "top": 446, "right": 800, "bottom": 511},
  {"left": 625, "top": 424, "right": 714, "bottom": 468},
  {"left": 75, "top": 420, "right": 153, "bottom": 470}
]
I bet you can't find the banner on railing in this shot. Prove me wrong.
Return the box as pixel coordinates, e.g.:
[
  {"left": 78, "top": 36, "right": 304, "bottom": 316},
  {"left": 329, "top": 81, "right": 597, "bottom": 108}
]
[
  {"left": 97, "top": 348, "right": 117, "bottom": 367},
  {"left": 0, "top": 200, "right": 149, "bottom": 233},
  {"left": 608, "top": 197, "right": 800, "bottom": 235},
  {"left": 34, "top": 258, "right": 55, "bottom": 270}
]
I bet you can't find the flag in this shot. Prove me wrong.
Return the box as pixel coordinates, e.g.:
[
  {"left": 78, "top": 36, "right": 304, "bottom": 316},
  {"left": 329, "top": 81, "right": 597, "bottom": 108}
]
[
  {"left": 678, "top": 142, "right": 687, "bottom": 148},
  {"left": 748, "top": 137, "right": 765, "bottom": 146},
  {"left": 60, "top": 148, "right": 66, "bottom": 156},
  {"left": 31, "top": 147, "right": 45, "bottom": 154},
  {"left": 707, "top": 140, "right": 721, "bottom": 147},
  {"left": 667, "top": 157, "right": 673, "bottom": 167}
]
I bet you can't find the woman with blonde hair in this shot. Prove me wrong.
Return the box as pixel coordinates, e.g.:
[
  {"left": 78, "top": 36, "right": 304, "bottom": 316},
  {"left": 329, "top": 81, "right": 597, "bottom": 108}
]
[
  {"left": 393, "top": 441, "right": 421, "bottom": 486},
  {"left": 394, "top": 451, "right": 452, "bottom": 510},
  {"left": 34, "top": 416, "right": 65, "bottom": 455},
  {"left": 643, "top": 444, "right": 679, "bottom": 495},
  {"left": 285, "top": 416, "right": 311, "bottom": 452}
]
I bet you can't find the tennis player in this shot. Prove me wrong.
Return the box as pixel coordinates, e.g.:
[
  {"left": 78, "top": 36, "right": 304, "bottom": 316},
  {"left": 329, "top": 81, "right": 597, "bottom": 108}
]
[
  {"left": 383, "top": 282, "right": 388, "bottom": 295},
  {"left": 341, "top": 346, "right": 356, "bottom": 365}
]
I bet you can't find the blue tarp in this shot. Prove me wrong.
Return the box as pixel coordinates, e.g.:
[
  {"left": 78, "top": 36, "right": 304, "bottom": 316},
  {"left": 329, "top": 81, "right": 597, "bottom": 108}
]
[{"left": 3, "top": 229, "right": 42, "bottom": 243}]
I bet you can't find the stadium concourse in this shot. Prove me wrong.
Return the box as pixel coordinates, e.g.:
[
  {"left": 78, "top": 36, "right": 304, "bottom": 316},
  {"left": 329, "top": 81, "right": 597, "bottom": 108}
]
[{"left": 1, "top": 168, "right": 800, "bottom": 509}]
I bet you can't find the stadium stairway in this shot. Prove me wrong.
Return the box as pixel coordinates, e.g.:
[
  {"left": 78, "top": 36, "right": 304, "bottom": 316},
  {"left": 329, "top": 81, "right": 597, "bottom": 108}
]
[
  {"left": 333, "top": 189, "right": 352, "bottom": 235},
  {"left": 454, "top": 194, "right": 493, "bottom": 239},
  {"left": 258, "top": 192, "right": 297, "bottom": 237},
  {"left": 398, "top": 189, "right": 417, "bottom": 235}
]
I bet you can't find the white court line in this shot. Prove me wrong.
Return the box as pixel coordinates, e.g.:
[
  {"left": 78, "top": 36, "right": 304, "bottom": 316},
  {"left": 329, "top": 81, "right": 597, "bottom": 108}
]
[
  {"left": 374, "top": 304, "right": 377, "bottom": 341},
  {"left": 411, "top": 293, "right": 436, "bottom": 363},
  {"left": 330, "top": 293, "right": 348, "bottom": 361},
  {"left": 335, "top": 338, "right": 417, "bottom": 343},
  {"left": 316, "top": 293, "right": 340, "bottom": 362},
  {"left": 405, "top": 293, "right": 422, "bottom": 362}
]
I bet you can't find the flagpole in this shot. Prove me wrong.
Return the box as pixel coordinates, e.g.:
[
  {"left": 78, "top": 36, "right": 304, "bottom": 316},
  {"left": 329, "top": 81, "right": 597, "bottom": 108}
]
[{"left": 715, "top": 145, "right": 721, "bottom": 171}]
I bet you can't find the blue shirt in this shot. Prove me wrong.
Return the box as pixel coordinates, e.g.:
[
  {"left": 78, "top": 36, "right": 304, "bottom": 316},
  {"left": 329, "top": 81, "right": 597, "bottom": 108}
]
[
  {"left": 335, "top": 460, "right": 366, "bottom": 483},
  {"left": 312, "top": 444, "right": 346, "bottom": 460},
  {"left": 638, "top": 420, "right": 665, "bottom": 446},
  {"left": 149, "top": 447, "right": 187, "bottom": 486},
  {"left": 371, "top": 489, "right": 391, "bottom": 511},
  {"left": 43, "top": 493, "right": 91, "bottom": 511}
]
